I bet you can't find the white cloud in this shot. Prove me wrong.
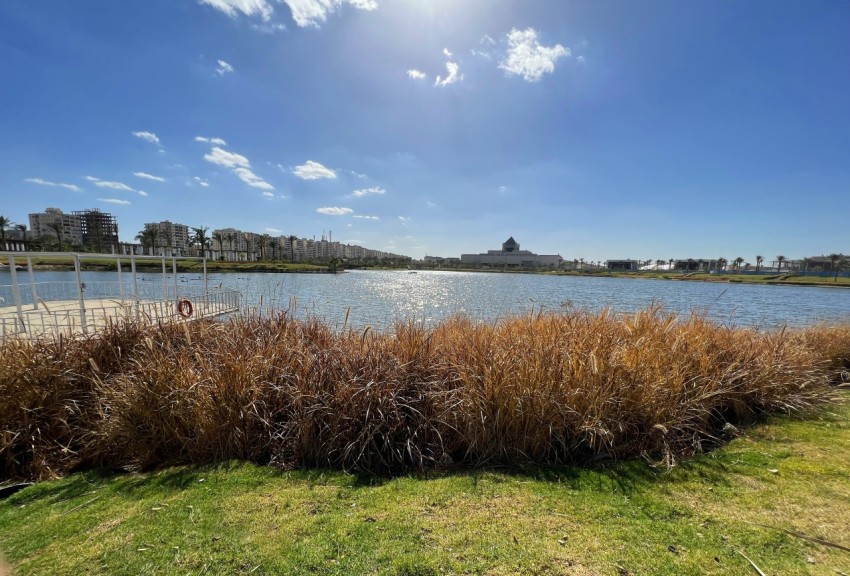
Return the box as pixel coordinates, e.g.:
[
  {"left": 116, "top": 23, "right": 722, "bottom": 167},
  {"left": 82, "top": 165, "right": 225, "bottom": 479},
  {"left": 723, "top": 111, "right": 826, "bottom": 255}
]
[
  {"left": 293, "top": 160, "right": 336, "bottom": 180},
  {"left": 194, "top": 176, "right": 210, "bottom": 187},
  {"left": 199, "top": 0, "right": 274, "bottom": 21},
  {"left": 345, "top": 239, "right": 364, "bottom": 244},
  {"left": 23, "top": 178, "right": 81, "bottom": 192},
  {"left": 442, "top": 48, "right": 452, "bottom": 57},
  {"left": 472, "top": 34, "right": 497, "bottom": 59},
  {"left": 98, "top": 198, "right": 131, "bottom": 205},
  {"left": 398, "top": 216, "right": 411, "bottom": 222},
  {"left": 435, "top": 61, "right": 462, "bottom": 87},
  {"left": 576, "top": 55, "right": 586, "bottom": 64},
  {"left": 204, "top": 146, "right": 250, "bottom": 168},
  {"left": 94, "top": 180, "right": 135, "bottom": 192},
  {"left": 470, "top": 34, "right": 496, "bottom": 60},
  {"left": 426, "top": 201, "right": 436, "bottom": 207},
  {"left": 133, "top": 171, "right": 166, "bottom": 182},
  {"left": 216, "top": 59, "right": 234, "bottom": 75},
  {"left": 353, "top": 215, "right": 379, "bottom": 220},
  {"left": 265, "top": 227, "right": 282, "bottom": 233},
  {"left": 88, "top": 176, "right": 148, "bottom": 196},
  {"left": 407, "top": 69, "right": 427, "bottom": 80},
  {"left": 132, "top": 131, "right": 161, "bottom": 145},
  {"left": 316, "top": 207, "right": 353, "bottom": 215},
  {"left": 202, "top": 146, "right": 274, "bottom": 190},
  {"left": 262, "top": 191, "right": 275, "bottom": 198},
  {"left": 283, "top": 0, "right": 378, "bottom": 28},
  {"left": 233, "top": 167, "right": 274, "bottom": 190},
  {"left": 352, "top": 186, "right": 385, "bottom": 197},
  {"left": 195, "top": 136, "right": 228, "bottom": 146},
  {"left": 500, "top": 27, "right": 569, "bottom": 82}
]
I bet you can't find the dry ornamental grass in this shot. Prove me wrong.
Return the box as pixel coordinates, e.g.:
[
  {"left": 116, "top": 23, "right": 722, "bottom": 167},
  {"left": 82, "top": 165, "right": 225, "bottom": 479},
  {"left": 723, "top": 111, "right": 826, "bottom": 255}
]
[{"left": 1, "top": 307, "right": 848, "bottom": 481}]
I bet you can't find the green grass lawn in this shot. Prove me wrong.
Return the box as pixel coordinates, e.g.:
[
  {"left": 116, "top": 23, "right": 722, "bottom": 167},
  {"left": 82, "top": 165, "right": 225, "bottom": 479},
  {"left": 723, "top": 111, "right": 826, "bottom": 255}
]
[{"left": 2, "top": 395, "right": 849, "bottom": 575}]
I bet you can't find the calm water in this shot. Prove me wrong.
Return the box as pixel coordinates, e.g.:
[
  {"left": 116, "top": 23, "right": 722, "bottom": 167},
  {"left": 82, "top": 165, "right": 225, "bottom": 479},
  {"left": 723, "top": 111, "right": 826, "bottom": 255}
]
[{"left": 2, "top": 269, "right": 849, "bottom": 330}]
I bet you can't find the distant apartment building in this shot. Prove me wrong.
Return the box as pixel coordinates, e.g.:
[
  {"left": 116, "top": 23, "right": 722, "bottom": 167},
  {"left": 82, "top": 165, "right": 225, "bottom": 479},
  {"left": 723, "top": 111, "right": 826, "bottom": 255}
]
[
  {"left": 72, "top": 209, "right": 119, "bottom": 253},
  {"left": 28, "top": 208, "right": 84, "bottom": 247},
  {"left": 143, "top": 221, "right": 191, "bottom": 255},
  {"left": 461, "top": 237, "right": 562, "bottom": 268},
  {"left": 211, "top": 228, "right": 256, "bottom": 260},
  {"left": 200, "top": 227, "right": 410, "bottom": 263}
]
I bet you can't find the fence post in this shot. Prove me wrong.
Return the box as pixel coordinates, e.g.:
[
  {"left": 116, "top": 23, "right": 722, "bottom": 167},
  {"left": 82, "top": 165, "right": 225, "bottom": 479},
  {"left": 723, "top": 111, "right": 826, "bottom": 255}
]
[
  {"left": 27, "top": 256, "right": 39, "bottom": 310},
  {"left": 8, "top": 255, "right": 26, "bottom": 333},
  {"left": 74, "top": 253, "right": 88, "bottom": 335},
  {"left": 117, "top": 257, "right": 124, "bottom": 299},
  {"left": 172, "top": 257, "right": 178, "bottom": 301},
  {"left": 131, "top": 252, "right": 139, "bottom": 320},
  {"left": 203, "top": 257, "right": 208, "bottom": 295},
  {"left": 161, "top": 252, "right": 167, "bottom": 301}
]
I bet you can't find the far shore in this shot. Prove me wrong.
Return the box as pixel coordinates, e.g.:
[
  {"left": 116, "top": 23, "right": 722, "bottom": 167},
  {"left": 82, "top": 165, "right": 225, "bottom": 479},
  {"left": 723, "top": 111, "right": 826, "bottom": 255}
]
[{"left": 3, "top": 256, "right": 849, "bottom": 287}]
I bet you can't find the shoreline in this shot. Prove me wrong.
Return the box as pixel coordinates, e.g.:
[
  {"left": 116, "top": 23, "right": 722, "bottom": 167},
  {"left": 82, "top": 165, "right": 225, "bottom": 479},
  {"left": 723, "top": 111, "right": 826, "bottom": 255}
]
[{"left": 4, "top": 258, "right": 849, "bottom": 287}]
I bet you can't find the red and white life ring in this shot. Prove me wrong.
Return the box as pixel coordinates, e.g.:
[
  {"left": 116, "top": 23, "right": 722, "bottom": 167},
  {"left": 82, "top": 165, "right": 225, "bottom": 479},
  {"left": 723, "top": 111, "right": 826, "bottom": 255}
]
[{"left": 177, "top": 298, "right": 194, "bottom": 318}]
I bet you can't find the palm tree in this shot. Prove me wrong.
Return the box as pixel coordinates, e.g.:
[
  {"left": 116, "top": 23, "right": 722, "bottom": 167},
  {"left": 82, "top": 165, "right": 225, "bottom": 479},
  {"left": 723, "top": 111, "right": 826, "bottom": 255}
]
[
  {"left": 755, "top": 255, "right": 764, "bottom": 273},
  {"left": 191, "top": 226, "right": 210, "bottom": 259},
  {"left": 579, "top": 257, "right": 584, "bottom": 271},
  {"left": 776, "top": 255, "right": 786, "bottom": 274},
  {"left": 134, "top": 230, "right": 151, "bottom": 254},
  {"left": 163, "top": 229, "right": 174, "bottom": 257},
  {"left": 828, "top": 253, "right": 843, "bottom": 282},
  {"left": 14, "top": 224, "right": 27, "bottom": 247},
  {"left": 135, "top": 228, "right": 159, "bottom": 255},
  {"left": 838, "top": 257, "right": 850, "bottom": 282},
  {"left": 716, "top": 258, "right": 727, "bottom": 273},
  {"left": 47, "top": 221, "right": 64, "bottom": 251},
  {"left": 147, "top": 227, "right": 159, "bottom": 255},
  {"left": 212, "top": 231, "right": 225, "bottom": 261},
  {"left": 0, "top": 215, "right": 13, "bottom": 250},
  {"left": 734, "top": 257, "right": 745, "bottom": 273},
  {"left": 226, "top": 232, "right": 237, "bottom": 261},
  {"left": 257, "top": 234, "right": 270, "bottom": 261},
  {"left": 289, "top": 235, "right": 298, "bottom": 262}
]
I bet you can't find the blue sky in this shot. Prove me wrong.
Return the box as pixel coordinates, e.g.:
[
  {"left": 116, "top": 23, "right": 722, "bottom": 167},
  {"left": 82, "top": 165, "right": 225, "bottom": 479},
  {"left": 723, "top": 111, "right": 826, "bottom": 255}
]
[{"left": 1, "top": 0, "right": 848, "bottom": 261}]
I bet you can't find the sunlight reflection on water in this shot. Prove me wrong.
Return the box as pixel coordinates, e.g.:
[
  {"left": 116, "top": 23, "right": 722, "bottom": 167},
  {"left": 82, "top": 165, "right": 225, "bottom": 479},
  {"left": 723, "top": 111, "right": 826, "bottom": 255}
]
[
  {"left": 2, "top": 269, "right": 848, "bottom": 331},
  {"left": 221, "top": 270, "right": 849, "bottom": 330}
]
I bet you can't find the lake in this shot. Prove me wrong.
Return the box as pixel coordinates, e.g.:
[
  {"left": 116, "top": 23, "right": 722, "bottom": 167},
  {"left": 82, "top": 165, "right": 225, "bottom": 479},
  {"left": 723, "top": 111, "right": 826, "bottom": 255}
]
[{"left": 2, "top": 269, "right": 848, "bottom": 330}]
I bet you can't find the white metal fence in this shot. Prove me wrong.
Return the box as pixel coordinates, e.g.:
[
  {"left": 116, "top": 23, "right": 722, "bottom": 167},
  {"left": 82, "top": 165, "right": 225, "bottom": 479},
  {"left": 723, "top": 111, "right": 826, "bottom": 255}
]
[{"left": 0, "top": 251, "right": 240, "bottom": 339}]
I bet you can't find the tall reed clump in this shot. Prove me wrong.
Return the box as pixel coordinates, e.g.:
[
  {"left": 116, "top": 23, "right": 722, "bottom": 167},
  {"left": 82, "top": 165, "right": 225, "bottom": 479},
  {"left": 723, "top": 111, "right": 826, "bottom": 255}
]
[{"left": 0, "top": 308, "right": 846, "bottom": 481}]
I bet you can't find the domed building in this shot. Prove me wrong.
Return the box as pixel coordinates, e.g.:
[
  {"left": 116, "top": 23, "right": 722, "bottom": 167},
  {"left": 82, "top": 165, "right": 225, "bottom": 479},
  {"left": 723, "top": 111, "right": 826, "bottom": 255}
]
[{"left": 460, "top": 237, "right": 562, "bottom": 268}]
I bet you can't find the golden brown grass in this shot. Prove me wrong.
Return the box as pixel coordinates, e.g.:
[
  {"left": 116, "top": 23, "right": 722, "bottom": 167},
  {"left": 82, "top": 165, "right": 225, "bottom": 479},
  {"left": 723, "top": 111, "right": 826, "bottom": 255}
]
[{"left": 1, "top": 307, "right": 847, "bottom": 481}]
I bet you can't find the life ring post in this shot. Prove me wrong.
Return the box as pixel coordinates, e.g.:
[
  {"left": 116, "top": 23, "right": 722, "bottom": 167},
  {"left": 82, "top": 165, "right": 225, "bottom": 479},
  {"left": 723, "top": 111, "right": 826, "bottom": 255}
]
[{"left": 177, "top": 298, "right": 194, "bottom": 319}]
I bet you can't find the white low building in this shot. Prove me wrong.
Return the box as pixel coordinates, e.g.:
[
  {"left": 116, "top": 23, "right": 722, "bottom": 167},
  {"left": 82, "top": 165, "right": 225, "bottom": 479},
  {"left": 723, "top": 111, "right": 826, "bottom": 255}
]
[{"left": 461, "top": 237, "right": 562, "bottom": 268}]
